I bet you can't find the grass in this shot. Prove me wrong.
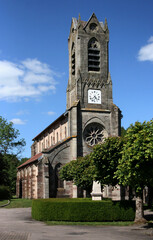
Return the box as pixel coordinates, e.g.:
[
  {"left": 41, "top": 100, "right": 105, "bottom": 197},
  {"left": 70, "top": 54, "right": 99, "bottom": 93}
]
[
  {"left": 45, "top": 221, "right": 134, "bottom": 226},
  {"left": 5, "top": 198, "right": 32, "bottom": 208},
  {"left": 0, "top": 199, "right": 9, "bottom": 207}
]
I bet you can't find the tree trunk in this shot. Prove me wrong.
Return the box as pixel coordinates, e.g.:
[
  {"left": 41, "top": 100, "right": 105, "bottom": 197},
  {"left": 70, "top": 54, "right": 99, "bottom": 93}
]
[{"left": 134, "top": 194, "right": 147, "bottom": 223}]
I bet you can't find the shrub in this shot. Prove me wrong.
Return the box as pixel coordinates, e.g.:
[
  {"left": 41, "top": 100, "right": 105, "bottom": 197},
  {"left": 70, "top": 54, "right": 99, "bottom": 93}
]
[
  {"left": 0, "top": 185, "right": 11, "bottom": 200},
  {"left": 32, "top": 198, "right": 135, "bottom": 222}
]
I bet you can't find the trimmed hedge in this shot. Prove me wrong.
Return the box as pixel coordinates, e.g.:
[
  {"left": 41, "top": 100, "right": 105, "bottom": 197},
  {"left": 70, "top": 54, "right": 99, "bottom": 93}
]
[
  {"left": 32, "top": 198, "right": 135, "bottom": 222},
  {"left": 0, "top": 186, "right": 11, "bottom": 200}
]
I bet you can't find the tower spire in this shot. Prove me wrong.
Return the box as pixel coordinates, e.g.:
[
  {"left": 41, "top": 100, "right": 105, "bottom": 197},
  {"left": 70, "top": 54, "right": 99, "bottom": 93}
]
[
  {"left": 104, "top": 18, "right": 108, "bottom": 31},
  {"left": 77, "top": 13, "right": 83, "bottom": 30}
]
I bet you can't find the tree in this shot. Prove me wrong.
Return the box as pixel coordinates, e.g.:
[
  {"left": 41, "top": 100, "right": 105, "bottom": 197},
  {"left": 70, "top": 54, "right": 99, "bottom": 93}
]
[
  {"left": 0, "top": 153, "right": 9, "bottom": 186},
  {"left": 59, "top": 160, "right": 75, "bottom": 182},
  {"left": 0, "top": 116, "right": 25, "bottom": 155},
  {"left": 60, "top": 155, "right": 96, "bottom": 193},
  {"left": 5, "top": 154, "right": 20, "bottom": 194},
  {"left": 60, "top": 137, "right": 124, "bottom": 194},
  {"left": 121, "top": 126, "right": 127, "bottom": 137},
  {"left": 91, "top": 137, "right": 124, "bottom": 187},
  {"left": 0, "top": 116, "right": 26, "bottom": 193},
  {"left": 115, "top": 121, "right": 153, "bottom": 223},
  {"left": 0, "top": 154, "right": 20, "bottom": 193},
  {"left": 18, "top": 157, "right": 29, "bottom": 166}
]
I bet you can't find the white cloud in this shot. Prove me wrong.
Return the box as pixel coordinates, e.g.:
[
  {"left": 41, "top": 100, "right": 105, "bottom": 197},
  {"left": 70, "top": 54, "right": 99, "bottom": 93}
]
[
  {"left": 148, "top": 36, "right": 153, "bottom": 43},
  {"left": 10, "top": 118, "right": 26, "bottom": 125},
  {"left": 47, "top": 111, "right": 56, "bottom": 116},
  {"left": 0, "top": 58, "right": 58, "bottom": 101},
  {"left": 138, "top": 36, "right": 153, "bottom": 62},
  {"left": 22, "top": 58, "right": 52, "bottom": 74},
  {"left": 16, "top": 110, "right": 29, "bottom": 115}
]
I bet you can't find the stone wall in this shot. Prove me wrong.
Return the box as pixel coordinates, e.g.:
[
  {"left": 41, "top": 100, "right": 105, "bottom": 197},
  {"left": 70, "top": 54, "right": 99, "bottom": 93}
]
[{"left": 16, "top": 163, "right": 38, "bottom": 199}]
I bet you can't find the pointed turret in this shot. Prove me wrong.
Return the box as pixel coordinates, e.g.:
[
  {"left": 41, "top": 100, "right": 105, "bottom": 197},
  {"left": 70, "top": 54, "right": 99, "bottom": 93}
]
[
  {"left": 104, "top": 18, "right": 108, "bottom": 31},
  {"left": 107, "top": 72, "right": 112, "bottom": 85},
  {"left": 77, "top": 13, "right": 83, "bottom": 30}
]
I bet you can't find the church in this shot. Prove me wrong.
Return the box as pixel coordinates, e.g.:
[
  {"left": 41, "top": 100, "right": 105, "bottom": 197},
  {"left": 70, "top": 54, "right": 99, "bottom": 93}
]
[{"left": 16, "top": 13, "right": 122, "bottom": 199}]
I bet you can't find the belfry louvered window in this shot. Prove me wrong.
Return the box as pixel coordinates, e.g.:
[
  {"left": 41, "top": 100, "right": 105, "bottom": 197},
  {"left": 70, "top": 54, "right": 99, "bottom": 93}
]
[
  {"left": 71, "top": 43, "right": 75, "bottom": 75},
  {"left": 88, "top": 38, "right": 100, "bottom": 72}
]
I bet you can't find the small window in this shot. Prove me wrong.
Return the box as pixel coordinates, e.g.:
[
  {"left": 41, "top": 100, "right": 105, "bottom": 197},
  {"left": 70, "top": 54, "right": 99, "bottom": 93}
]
[
  {"left": 57, "top": 132, "right": 59, "bottom": 143},
  {"left": 51, "top": 136, "right": 53, "bottom": 146},
  {"left": 88, "top": 38, "right": 100, "bottom": 72},
  {"left": 65, "top": 127, "right": 67, "bottom": 138}
]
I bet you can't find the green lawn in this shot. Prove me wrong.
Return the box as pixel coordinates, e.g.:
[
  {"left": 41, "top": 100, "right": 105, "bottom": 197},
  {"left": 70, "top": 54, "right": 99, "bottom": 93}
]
[
  {"left": 5, "top": 198, "right": 32, "bottom": 208},
  {"left": 45, "top": 221, "right": 134, "bottom": 226},
  {"left": 0, "top": 199, "right": 9, "bottom": 207}
]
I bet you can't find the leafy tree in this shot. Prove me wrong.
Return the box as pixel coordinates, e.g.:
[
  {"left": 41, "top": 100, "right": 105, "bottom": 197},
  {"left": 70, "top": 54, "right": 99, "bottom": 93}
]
[
  {"left": 0, "top": 153, "right": 9, "bottom": 186},
  {"left": 6, "top": 154, "right": 19, "bottom": 194},
  {"left": 0, "top": 154, "right": 20, "bottom": 194},
  {"left": 60, "top": 137, "right": 124, "bottom": 194},
  {"left": 0, "top": 116, "right": 26, "bottom": 194},
  {"left": 121, "top": 126, "right": 127, "bottom": 137},
  {"left": 60, "top": 155, "right": 96, "bottom": 193},
  {"left": 0, "top": 116, "right": 25, "bottom": 155},
  {"left": 59, "top": 160, "right": 76, "bottom": 182},
  {"left": 91, "top": 137, "right": 124, "bottom": 187},
  {"left": 18, "top": 157, "right": 29, "bottom": 166},
  {"left": 115, "top": 121, "right": 153, "bottom": 222}
]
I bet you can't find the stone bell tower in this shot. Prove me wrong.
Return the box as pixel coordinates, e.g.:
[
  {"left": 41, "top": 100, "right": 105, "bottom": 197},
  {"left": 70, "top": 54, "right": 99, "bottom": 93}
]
[{"left": 67, "top": 13, "right": 122, "bottom": 157}]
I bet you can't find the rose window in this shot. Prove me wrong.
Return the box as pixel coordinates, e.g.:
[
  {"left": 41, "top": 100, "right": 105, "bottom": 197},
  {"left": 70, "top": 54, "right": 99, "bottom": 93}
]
[{"left": 83, "top": 123, "right": 108, "bottom": 147}]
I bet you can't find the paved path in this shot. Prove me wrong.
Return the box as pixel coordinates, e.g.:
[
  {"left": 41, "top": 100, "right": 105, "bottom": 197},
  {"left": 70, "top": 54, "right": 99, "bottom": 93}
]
[{"left": 0, "top": 208, "right": 153, "bottom": 240}]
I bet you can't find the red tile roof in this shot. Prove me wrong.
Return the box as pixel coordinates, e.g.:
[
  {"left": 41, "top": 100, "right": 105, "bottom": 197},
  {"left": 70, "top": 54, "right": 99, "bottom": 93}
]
[{"left": 17, "top": 152, "right": 42, "bottom": 169}]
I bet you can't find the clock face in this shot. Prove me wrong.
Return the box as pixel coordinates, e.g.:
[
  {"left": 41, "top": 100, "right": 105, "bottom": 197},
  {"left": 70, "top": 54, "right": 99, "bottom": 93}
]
[{"left": 88, "top": 89, "right": 101, "bottom": 104}]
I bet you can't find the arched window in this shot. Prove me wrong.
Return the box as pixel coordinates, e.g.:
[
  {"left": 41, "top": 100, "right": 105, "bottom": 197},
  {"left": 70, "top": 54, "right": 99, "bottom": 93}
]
[
  {"left": 51, "top": 136, "right": 53, "bottom": 146},
  {"left": 65, "top": 126, "right": 67, "bottom": 138},
  {"left": 71, "top": 42, "right": 75, "bottom": 75},
  {"left": 88, "top": 38, "right": 100, "bottom": 72}
]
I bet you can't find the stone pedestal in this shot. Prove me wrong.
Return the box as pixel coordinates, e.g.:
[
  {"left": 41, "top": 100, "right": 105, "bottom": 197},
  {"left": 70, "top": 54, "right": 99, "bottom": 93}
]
[
  {"left": 91, "top": 181, "right": 102, "bottom": 200},
  {"left": 72, "top": 184, "right": 78, "bottom": 198}
]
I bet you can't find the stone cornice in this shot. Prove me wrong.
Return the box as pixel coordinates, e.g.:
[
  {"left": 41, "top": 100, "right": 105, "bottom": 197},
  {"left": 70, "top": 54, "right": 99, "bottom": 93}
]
[
  {"left": 81, "top": 108, "right": 111, "bottom": 113},
  {"left": 42, "top": 135, "right": 77, "bottom": 153}
]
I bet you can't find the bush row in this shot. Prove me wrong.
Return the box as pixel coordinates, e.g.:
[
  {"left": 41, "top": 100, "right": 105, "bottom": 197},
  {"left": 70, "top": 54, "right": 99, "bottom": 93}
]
[
  {"left": 32, "top": 198, "right": 135, "bottom": 222},
  {"left": 0, "top": 186, "right": 11, "bottom": 200}
]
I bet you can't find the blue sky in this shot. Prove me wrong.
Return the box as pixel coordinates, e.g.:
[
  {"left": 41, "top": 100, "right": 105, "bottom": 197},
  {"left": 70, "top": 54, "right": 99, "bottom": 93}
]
[{"left": 0, "top": 0, "right": 153, "bottom": 158}]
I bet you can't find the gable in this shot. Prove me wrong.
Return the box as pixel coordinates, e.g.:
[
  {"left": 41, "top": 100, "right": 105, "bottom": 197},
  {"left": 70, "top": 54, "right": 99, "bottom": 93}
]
[{"left": 83, "top": 13, "right": 104, "bottom": 33}]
